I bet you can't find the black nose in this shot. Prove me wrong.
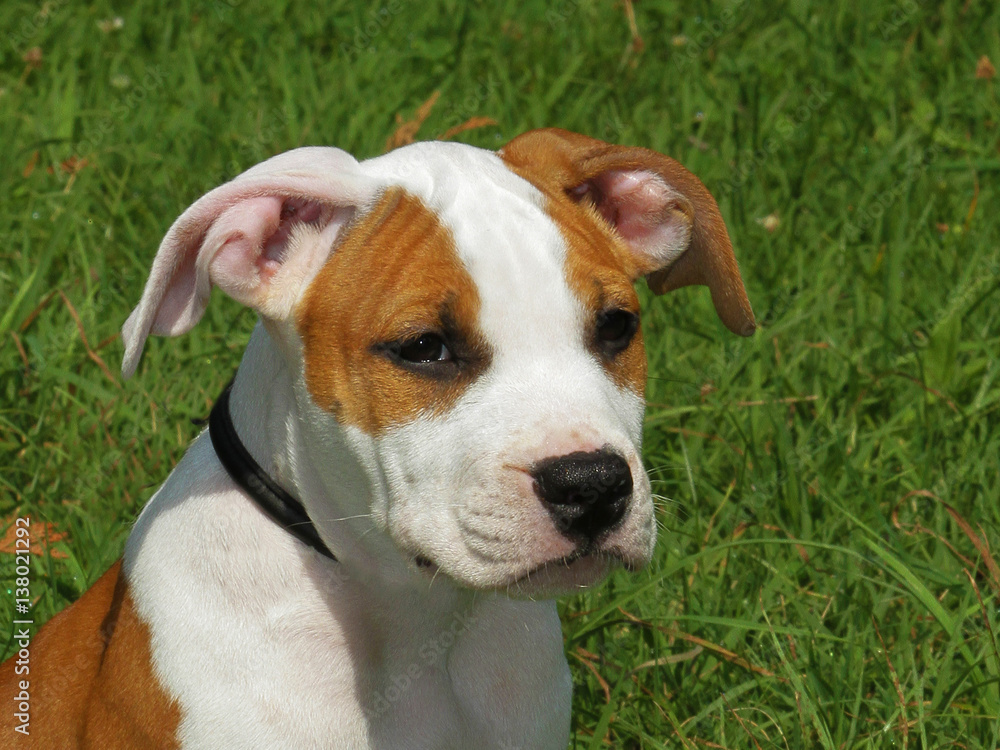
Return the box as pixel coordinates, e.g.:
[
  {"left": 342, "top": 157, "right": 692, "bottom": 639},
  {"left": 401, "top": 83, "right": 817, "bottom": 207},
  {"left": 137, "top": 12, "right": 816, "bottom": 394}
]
[{"left": 531, "top": 450, "right": 632, "bottom": 541}]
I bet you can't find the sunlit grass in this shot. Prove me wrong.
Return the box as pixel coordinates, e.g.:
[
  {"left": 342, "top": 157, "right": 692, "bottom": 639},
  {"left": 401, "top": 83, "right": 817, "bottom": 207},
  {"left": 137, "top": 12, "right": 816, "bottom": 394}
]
[{"left": 1, "top": 0, "right": 998, "bottom": 746}]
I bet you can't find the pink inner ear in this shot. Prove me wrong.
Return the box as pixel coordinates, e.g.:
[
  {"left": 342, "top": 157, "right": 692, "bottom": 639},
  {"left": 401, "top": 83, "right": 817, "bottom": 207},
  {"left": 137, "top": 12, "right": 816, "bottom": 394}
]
[
  {"left": 261, "top": 198, "right": 326, "bottom": 274},
  {"left": 203, "top": 196, "right": 285, "bottom": 297},
  {"left": 571, "top": 169, "right": 694, "bottom": 270},
  {"left": 206, "top": 195, "right": 333, "bottom": 300}
]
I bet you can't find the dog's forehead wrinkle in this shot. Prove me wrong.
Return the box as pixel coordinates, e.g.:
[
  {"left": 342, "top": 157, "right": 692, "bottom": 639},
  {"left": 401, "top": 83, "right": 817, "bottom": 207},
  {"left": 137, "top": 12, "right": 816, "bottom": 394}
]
[
  {"left": 362, "top": 141, "right": 537, "bottom": 209},
  {"left": 360, "top": 142, "right": 555, "bottom": 256}
]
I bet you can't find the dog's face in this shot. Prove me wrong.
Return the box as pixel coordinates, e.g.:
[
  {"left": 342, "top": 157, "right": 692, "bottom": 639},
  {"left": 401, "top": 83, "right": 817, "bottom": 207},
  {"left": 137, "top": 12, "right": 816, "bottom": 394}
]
[
  {"left": 297, "top": 144, "right": 653, "bottom": 593},
  {"left": 121, "top": 129, "right": 754, "bottom": 596}
]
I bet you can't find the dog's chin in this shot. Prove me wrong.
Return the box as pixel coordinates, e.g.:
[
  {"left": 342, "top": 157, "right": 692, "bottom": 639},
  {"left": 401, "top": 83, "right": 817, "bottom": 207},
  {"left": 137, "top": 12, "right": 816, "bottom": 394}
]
[
  {"left": 414, "top": 550, "right": 635, "bottom": 598},
  {"left": 501, "top": 553, "right": 617, "bottom": 598}
]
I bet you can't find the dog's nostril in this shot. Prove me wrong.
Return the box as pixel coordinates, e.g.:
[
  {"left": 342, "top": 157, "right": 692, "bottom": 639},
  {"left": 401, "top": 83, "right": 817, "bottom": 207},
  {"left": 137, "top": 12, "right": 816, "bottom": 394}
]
[{"left": 531, "top": 450, "right": 632, "bottom": 540}]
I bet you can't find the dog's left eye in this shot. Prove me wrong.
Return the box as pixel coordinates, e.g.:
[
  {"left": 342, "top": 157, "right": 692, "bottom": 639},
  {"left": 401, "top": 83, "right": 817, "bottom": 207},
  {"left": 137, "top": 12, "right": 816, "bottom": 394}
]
[
  {"left": 395, "top": 333, "right": 452, "bottom": 365},
  {"left": 595, "top": 309, "right": 638, "bottom": 355}
]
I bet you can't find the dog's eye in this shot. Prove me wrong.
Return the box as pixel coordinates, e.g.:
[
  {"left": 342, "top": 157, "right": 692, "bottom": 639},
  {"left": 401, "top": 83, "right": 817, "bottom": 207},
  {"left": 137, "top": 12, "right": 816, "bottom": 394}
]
[
  {"left": 376, "top": 329, "right": 468, "bottom": 379},
  {"left": 595, "top": 309, "right": 638, "bottom": 355},
  {"left": 395, "top": 333, "right": 452, "bottom": 365}
]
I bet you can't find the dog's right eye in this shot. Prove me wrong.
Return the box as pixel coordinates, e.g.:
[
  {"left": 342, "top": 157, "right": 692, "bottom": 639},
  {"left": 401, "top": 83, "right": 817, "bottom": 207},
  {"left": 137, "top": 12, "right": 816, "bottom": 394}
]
[
  {"left": 396, "top": 333, "right": 452, "bottom": 364},
  {"left": 378, "top": 332, "right": 460, "bottom": 379},
  {"left": 595, "top": 308, "right": 638, "bottom": 357}
]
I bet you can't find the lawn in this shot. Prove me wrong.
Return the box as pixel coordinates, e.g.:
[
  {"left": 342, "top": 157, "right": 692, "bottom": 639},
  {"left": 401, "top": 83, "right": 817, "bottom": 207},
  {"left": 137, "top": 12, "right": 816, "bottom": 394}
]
[{"left": 1, "top": 0, "right": 999, "bottom": 746}]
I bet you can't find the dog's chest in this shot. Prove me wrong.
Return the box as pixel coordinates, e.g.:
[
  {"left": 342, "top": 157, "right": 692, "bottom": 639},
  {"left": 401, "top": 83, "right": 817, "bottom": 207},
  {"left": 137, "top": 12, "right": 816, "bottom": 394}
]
[
  {"left": 126, "top": 440, "right": 571, "bottom": 748},
  {"left": 162, "top": 576, "right": 569, "bottom": 749}
]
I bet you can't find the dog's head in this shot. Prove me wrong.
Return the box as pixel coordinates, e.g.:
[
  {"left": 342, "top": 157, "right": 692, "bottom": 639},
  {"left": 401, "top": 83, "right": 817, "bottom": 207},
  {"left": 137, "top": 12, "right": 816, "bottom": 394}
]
[{"left": 122, "top": 128, "right": 753, "bottom": 595}]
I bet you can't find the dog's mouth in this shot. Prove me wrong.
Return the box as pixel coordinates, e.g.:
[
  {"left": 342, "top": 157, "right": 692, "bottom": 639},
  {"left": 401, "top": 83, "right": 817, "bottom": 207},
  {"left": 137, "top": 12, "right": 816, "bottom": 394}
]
[
  {"left": 411, "top": 545, "right": 633, "bottom": 595},
  {"left": 414, "top": 554, "right": 436, "bottom": 571},
  {"left": 504, "top": 547, "right": 628, "bottom": 594}
]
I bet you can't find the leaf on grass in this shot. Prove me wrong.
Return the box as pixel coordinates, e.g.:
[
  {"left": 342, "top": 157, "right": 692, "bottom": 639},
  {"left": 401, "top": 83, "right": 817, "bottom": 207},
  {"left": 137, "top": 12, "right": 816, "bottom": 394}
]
[
  {"left": 976, "top": 55, "right": 996, "bottom": 79},
  {"left": 60, "top": 156, "right": 91, "bottom": 175},
  {"left": 925, "top": 313, "right": 960, "bottom": 390},
  {"left": 22, "top": 151, "right": 39, "bottom": 178},
  {"left": 0, "top": 518, "right": 69, "bottom": 559},
  {"left": 632, "top": 646, "right": 704, "bottom": 671},
  {"left": 22, "top": 47, "right": 43, "bottom": 70}
]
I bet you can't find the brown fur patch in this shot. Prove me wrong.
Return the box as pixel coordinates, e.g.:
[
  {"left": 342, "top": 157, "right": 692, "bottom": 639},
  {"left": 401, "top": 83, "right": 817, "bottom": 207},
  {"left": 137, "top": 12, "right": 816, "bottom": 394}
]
[
  {"left": 0, "top": 561, "right": 180, "bottom": 749},
  {"left": 500, "top": 152, "right": 647, "bottom": 395},
  {"left": 297, "top": 188, "right": 489, "bottom": 434}
]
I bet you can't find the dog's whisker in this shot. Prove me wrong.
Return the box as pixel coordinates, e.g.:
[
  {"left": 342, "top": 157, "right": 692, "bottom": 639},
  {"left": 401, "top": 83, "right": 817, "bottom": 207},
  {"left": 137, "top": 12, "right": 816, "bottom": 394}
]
[{"left": 307, "top": 513, "right": 376, "bottom": 524}]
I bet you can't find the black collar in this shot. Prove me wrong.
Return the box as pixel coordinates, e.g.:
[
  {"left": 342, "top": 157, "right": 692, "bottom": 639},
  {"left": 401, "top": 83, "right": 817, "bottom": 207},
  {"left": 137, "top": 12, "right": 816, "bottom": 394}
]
[{"left": 208, "top": 381, "right": 337, "bottom": 562}]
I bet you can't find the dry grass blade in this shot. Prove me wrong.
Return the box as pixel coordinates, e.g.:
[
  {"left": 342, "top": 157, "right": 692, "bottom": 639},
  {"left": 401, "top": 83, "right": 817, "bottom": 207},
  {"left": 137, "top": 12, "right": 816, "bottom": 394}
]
[
  {"left": 943, "top": 504, "right": 999, "bottom": 593},
  {"left": 621, "top": 0, "right": 644, "bottom": 55},
  {"left": 58, "top": 290, "right": 121, "bottom": 388},
  {"left": 619, "top": 609, "right": 784, "bottom": 681},
  {"left": 963, "top": 569, "right": 1000, "bottom": 696},
  {"left": 721, "top": 693, "right": 765, "bottom": 750},
  {"left": 437, "top": 116, "right": 497, "bottom": 141},
  {"left": 570, "top": 647, "right": 612, "bottom": 703},
  {"left": 736, "top": 395, "right": 818, "bottom": 408},
  {"left": 632, "top": 646, "right": 704, "bottom": 672},
  {"left": 10, "top": 331, "right": 29, "bottom": 370},
  {"left": 893, "top": 491, "right": 1000, "bottom": 593},
  {"left": 385, "top": 90, "right": 440, "bottom": 151},
  {"left": 872, "top": 617, "right": 908, "bottom": 747}
]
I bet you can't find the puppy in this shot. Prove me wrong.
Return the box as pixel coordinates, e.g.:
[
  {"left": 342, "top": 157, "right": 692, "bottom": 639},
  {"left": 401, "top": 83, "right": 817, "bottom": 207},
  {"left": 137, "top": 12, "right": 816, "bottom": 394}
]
[{"left": 1, "top": 128, "right": 753, "bottom": 749}]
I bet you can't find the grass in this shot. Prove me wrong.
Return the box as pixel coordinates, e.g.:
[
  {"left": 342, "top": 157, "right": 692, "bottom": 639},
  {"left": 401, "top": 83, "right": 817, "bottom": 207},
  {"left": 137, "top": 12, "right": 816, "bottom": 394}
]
[{"left": 1, "top": 0, "right": 999, "bottom": 746}]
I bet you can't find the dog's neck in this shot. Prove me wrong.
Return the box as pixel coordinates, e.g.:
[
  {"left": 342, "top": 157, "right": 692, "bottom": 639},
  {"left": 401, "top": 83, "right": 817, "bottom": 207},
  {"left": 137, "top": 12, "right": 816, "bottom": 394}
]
[
  {"left": 226, "top": 322, "right": 457, "bottom": 600},
  {"left": 226, "top": 322, "right": 300, "bottom": 493}
]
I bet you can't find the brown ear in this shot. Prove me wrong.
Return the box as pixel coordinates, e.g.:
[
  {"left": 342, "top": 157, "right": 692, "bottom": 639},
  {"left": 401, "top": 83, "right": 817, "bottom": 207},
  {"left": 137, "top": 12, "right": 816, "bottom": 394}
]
[{"left": 500, "top": 128, "right": 755, "bottom": 337}]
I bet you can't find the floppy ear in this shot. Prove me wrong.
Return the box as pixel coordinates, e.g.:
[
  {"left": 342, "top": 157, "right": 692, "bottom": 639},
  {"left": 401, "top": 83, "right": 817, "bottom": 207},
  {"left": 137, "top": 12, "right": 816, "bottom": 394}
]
[
  {"left": 501, "top": 128, "right": 755, "bottom": 337},
  {"left": 121, "top": 147, "right": 380, "bottom": 379}
]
